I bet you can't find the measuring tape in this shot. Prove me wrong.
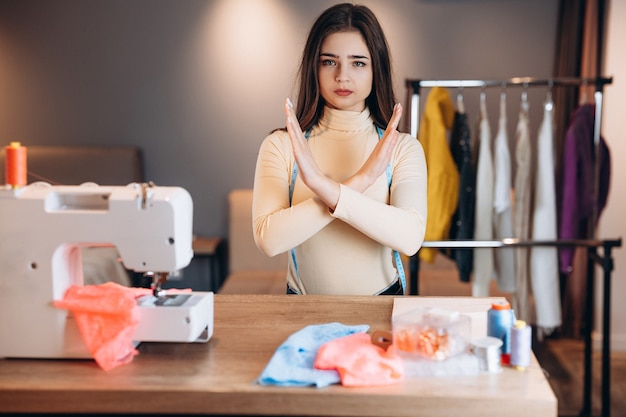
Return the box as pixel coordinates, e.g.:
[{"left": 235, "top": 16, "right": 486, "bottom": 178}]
[{"left": 289, "top": 126, "right": 407, "bottom": 293}]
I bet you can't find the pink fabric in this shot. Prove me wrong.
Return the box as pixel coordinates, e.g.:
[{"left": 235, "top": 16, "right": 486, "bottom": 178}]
[
  {"left": 314, "top": 333, "right": 404, "bottom": 387},
  {"left": 54, "top": 283, "right": 193, "bottom": 371},
  {"left": 54, "top": 282, "right": 139, "bottom": 371}
]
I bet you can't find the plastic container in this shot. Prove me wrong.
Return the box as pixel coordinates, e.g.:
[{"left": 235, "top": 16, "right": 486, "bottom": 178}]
[{"left": 392, "top": 307, "right": 471, "bottom": 361}]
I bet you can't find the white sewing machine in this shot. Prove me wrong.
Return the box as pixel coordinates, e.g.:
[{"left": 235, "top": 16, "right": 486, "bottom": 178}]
[{"left": 0, "top": 182, "right": 214, "bottom": 359}]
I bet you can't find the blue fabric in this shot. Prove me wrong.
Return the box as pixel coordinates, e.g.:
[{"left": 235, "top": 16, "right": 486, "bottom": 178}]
[{"left": 257, "top": 322, "right": 369, "bottom": 387}]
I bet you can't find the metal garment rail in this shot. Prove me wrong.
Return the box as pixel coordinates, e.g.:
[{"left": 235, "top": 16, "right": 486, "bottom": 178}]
[
  {"left": 407, "top": 76, "right": 613, "bottom": 242},
  {"left": 407, "top": 76, "right": 613, "bottom": 140},
  {"left": 407, "top": 76, "right": 612, "bottom": 234},
  {"left": 406, "top": 76, "right": 615, "bottom": 417}
]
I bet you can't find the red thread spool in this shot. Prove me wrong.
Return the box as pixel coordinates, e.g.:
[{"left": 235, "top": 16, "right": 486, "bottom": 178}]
[{"left": 5, "top": 142, "right": 27, "bottom": 188}]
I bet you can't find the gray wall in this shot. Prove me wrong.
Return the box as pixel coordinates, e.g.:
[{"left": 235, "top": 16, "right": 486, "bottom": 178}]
[{"left": 0, "top": 0, "right": 558, "bottom": 241}]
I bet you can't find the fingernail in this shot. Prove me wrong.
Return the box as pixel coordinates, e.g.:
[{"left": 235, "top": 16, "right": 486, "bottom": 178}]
[{"left": 286, "top": 98, "right": 293, "bottom": 109}]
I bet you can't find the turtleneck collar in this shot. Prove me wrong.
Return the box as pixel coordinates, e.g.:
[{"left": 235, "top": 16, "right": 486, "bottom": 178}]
[{"left": 317, "top": 106, "right": 374, "bottom": 134}]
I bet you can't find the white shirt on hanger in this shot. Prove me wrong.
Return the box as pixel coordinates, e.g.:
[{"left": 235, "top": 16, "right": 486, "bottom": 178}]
[
  {"left": 530, "top": 96, "right": 562, "bottom": 334},
  {"left": 472, "top": 93, "right": 495, "bottom": 297},
  {"left": 493, "top": 92, "right": 516, "bottom": 292}
]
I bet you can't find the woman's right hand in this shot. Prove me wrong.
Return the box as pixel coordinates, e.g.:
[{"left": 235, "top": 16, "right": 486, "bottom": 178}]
[{"left": 284, "top": 98, "right": 342, "bottom": 211}]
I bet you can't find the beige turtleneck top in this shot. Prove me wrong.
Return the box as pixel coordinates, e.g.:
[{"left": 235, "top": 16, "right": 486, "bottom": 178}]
[{"left": 252, "top": 107, "right": 427, "bottom": 295}]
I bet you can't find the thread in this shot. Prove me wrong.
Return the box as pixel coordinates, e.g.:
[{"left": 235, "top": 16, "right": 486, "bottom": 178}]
[
  {"left": 5, "top": 142, "right": 27, "bottom": 188},
  {"left": 487, "top": 301, "right": 515, "bottom": 365},
  {"left": 472, "top": 336, "right": 503, "bottom": 373},
  {"left": 510, "top": 320, "right": 532, "bottom": 370}
]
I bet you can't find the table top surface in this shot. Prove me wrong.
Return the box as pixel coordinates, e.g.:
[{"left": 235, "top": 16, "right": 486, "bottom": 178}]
[{"left": 0, "top": 294, "right": 556, "bottom": 416}]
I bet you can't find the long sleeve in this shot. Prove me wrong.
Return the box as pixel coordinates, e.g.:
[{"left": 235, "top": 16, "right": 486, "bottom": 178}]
[
  {"left": 472, "top": 98, "right": 494, "bottom": 297},
  {"left": 252, "top": 130, "right": 335, "bottom": 258},
  {"left": 513, "top": 99, "right": 533, "bottom": 323},
  {"left": 418, "top": 87, "right": 459, "bottom": 263},
  {"left": 252, "top": 107, "right": 427, "bottom": 295},
  {"left": 530, "top": 99, "right": 562, "bottom": 333},
  {"left": 492, "top": 95, "right": 515, "bottom": 292},
  {"left": 331, "top": 135, "right": 427, "bottom": 257},
  {"left": 558, "top": 104, "right": 612, "bottom": 273},
  {"left": 447, "top": 112, "right": 475, "bottom": 282}
]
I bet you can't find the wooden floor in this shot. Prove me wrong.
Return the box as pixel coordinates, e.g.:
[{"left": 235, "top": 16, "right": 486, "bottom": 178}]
[
  {"left": 534, "top": 337, "right": 626, "bottom": 417},
  {"left": 218, "top": 255, "right": 626, "bottom": 417}
]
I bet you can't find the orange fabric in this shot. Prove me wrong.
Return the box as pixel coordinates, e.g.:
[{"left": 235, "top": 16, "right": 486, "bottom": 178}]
[
  {"left": 54, "top": 283, "right": 193, "bottom": 371},
  {"left": 314, "top": 333, "right": 404, "bottom": 387},
  {"left": 54, "top": 282, "right": 140, "bottom": 371}
]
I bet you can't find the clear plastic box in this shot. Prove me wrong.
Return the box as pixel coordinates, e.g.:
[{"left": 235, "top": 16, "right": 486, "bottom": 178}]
[{"left": 392, "top": 307, "right": 472, "bottom": 361}]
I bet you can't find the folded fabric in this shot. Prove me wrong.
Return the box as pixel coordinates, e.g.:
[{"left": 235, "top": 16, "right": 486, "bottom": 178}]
[
  {"left": 257, "top": 322, "right": 370, "bottom": 388},
  {"left": 315, "top": 333, "right": 404, "bottom": 387},
  {"left": 54, "top": 282, "right": 140, "bottom": 371}
]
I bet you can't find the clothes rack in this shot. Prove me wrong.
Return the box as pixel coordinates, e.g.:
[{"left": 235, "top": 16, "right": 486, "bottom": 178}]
[{"left": 405, "top": 76, "right": 618, "bottom": 417}]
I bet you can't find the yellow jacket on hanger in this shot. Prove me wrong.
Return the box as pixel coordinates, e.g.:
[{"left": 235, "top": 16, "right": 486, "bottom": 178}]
[{"left": 418, "top": 87, "right": 458, "bottom": 263}]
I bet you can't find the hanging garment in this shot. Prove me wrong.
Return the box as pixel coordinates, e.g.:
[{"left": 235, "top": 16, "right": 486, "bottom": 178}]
[
  {"left": 446, "top": 111, "right": 475, "bottom": 282},
  {"left": 558, "top": 103, "right": 611, "bottom": 272},
  {"left": 512, "top": 95, "right": 533, "bottom": 323},
  {"left": 472, "top": 94, "right": 495, "bottom": 297},
  {"left": 493, "top": 93, "right": 516, "bottom": 293},
  {"left": 418, "top": 87, "right": 459, "bottom": 263},
  {"left": 530, "top": 97, "right": 562, "bottom": 334},
  {"left": 558, "top": 103, "right": 611, "bottom": 339}
]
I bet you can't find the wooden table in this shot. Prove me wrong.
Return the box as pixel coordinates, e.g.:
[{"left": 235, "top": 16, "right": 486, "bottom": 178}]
[{"left": 0, "top": 294, "right": 556, "bottom": 416}]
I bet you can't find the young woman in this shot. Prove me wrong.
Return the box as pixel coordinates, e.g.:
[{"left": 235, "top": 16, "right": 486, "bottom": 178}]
[{"left": 252, "top": 3, "right": 427, "bottom": 295}]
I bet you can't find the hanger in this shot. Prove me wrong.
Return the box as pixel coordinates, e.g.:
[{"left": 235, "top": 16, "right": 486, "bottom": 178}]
[
  {"left": 457, "top": 87, "right": 465, "bottom": 114},
  {"left": 579, "top": 79, "right": 589, "bottom": 105},
  {"left": 479, "top": 88, "right": 487, "bottom": 119},
  {"left": 545, "top": 79, "right": 554, "bottom": 111},
  {"left": 499, "top": 83, "right": 507, "bottom": 117},
  {"left": 520, "top": 82, "right": 529, "bottom": 113}
]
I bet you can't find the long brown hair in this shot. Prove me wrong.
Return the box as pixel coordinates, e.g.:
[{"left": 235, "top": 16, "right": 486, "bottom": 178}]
[{"left": 294, "top": 3, "right": 396, "bottom": 132}]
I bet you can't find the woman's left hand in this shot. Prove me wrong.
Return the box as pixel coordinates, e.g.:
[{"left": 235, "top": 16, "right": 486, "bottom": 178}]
[{"left": 346, "top": 103, "right": 402, "bottom": 191}]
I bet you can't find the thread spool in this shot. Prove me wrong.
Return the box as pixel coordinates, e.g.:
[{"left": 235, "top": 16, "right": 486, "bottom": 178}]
[
  {"left": 472, "top": 336, "right": 503, "bottom": 373},
  {"left": 5, "top": 142, "right": 27, "bottom": 188},
  {"left": 510, "top": 320, "right": 532, "bottom": 370},
  {"left": 487, "top": 301, "right": 515, "bottom": 365}
]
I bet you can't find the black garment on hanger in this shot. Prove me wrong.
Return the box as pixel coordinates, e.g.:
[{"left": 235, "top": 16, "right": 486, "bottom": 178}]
[{"left": 444, "top": 111, "right": 475, "bottom": 282}]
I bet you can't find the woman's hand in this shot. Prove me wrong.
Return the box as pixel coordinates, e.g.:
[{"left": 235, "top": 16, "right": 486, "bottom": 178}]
[
  {"left": 285, "top": 98, "right": 341, "bottom": 210},
  {"left": 284, "top": 99, "right": 402, "bottom": 210},
  {"left": 346, "top": 103, "right": 402, "bottom": 191}
]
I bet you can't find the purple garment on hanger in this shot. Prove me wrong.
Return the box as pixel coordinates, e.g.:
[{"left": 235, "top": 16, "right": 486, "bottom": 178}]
[{"left": 558, "top": 104, "right": 611, "bottom": 273}]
